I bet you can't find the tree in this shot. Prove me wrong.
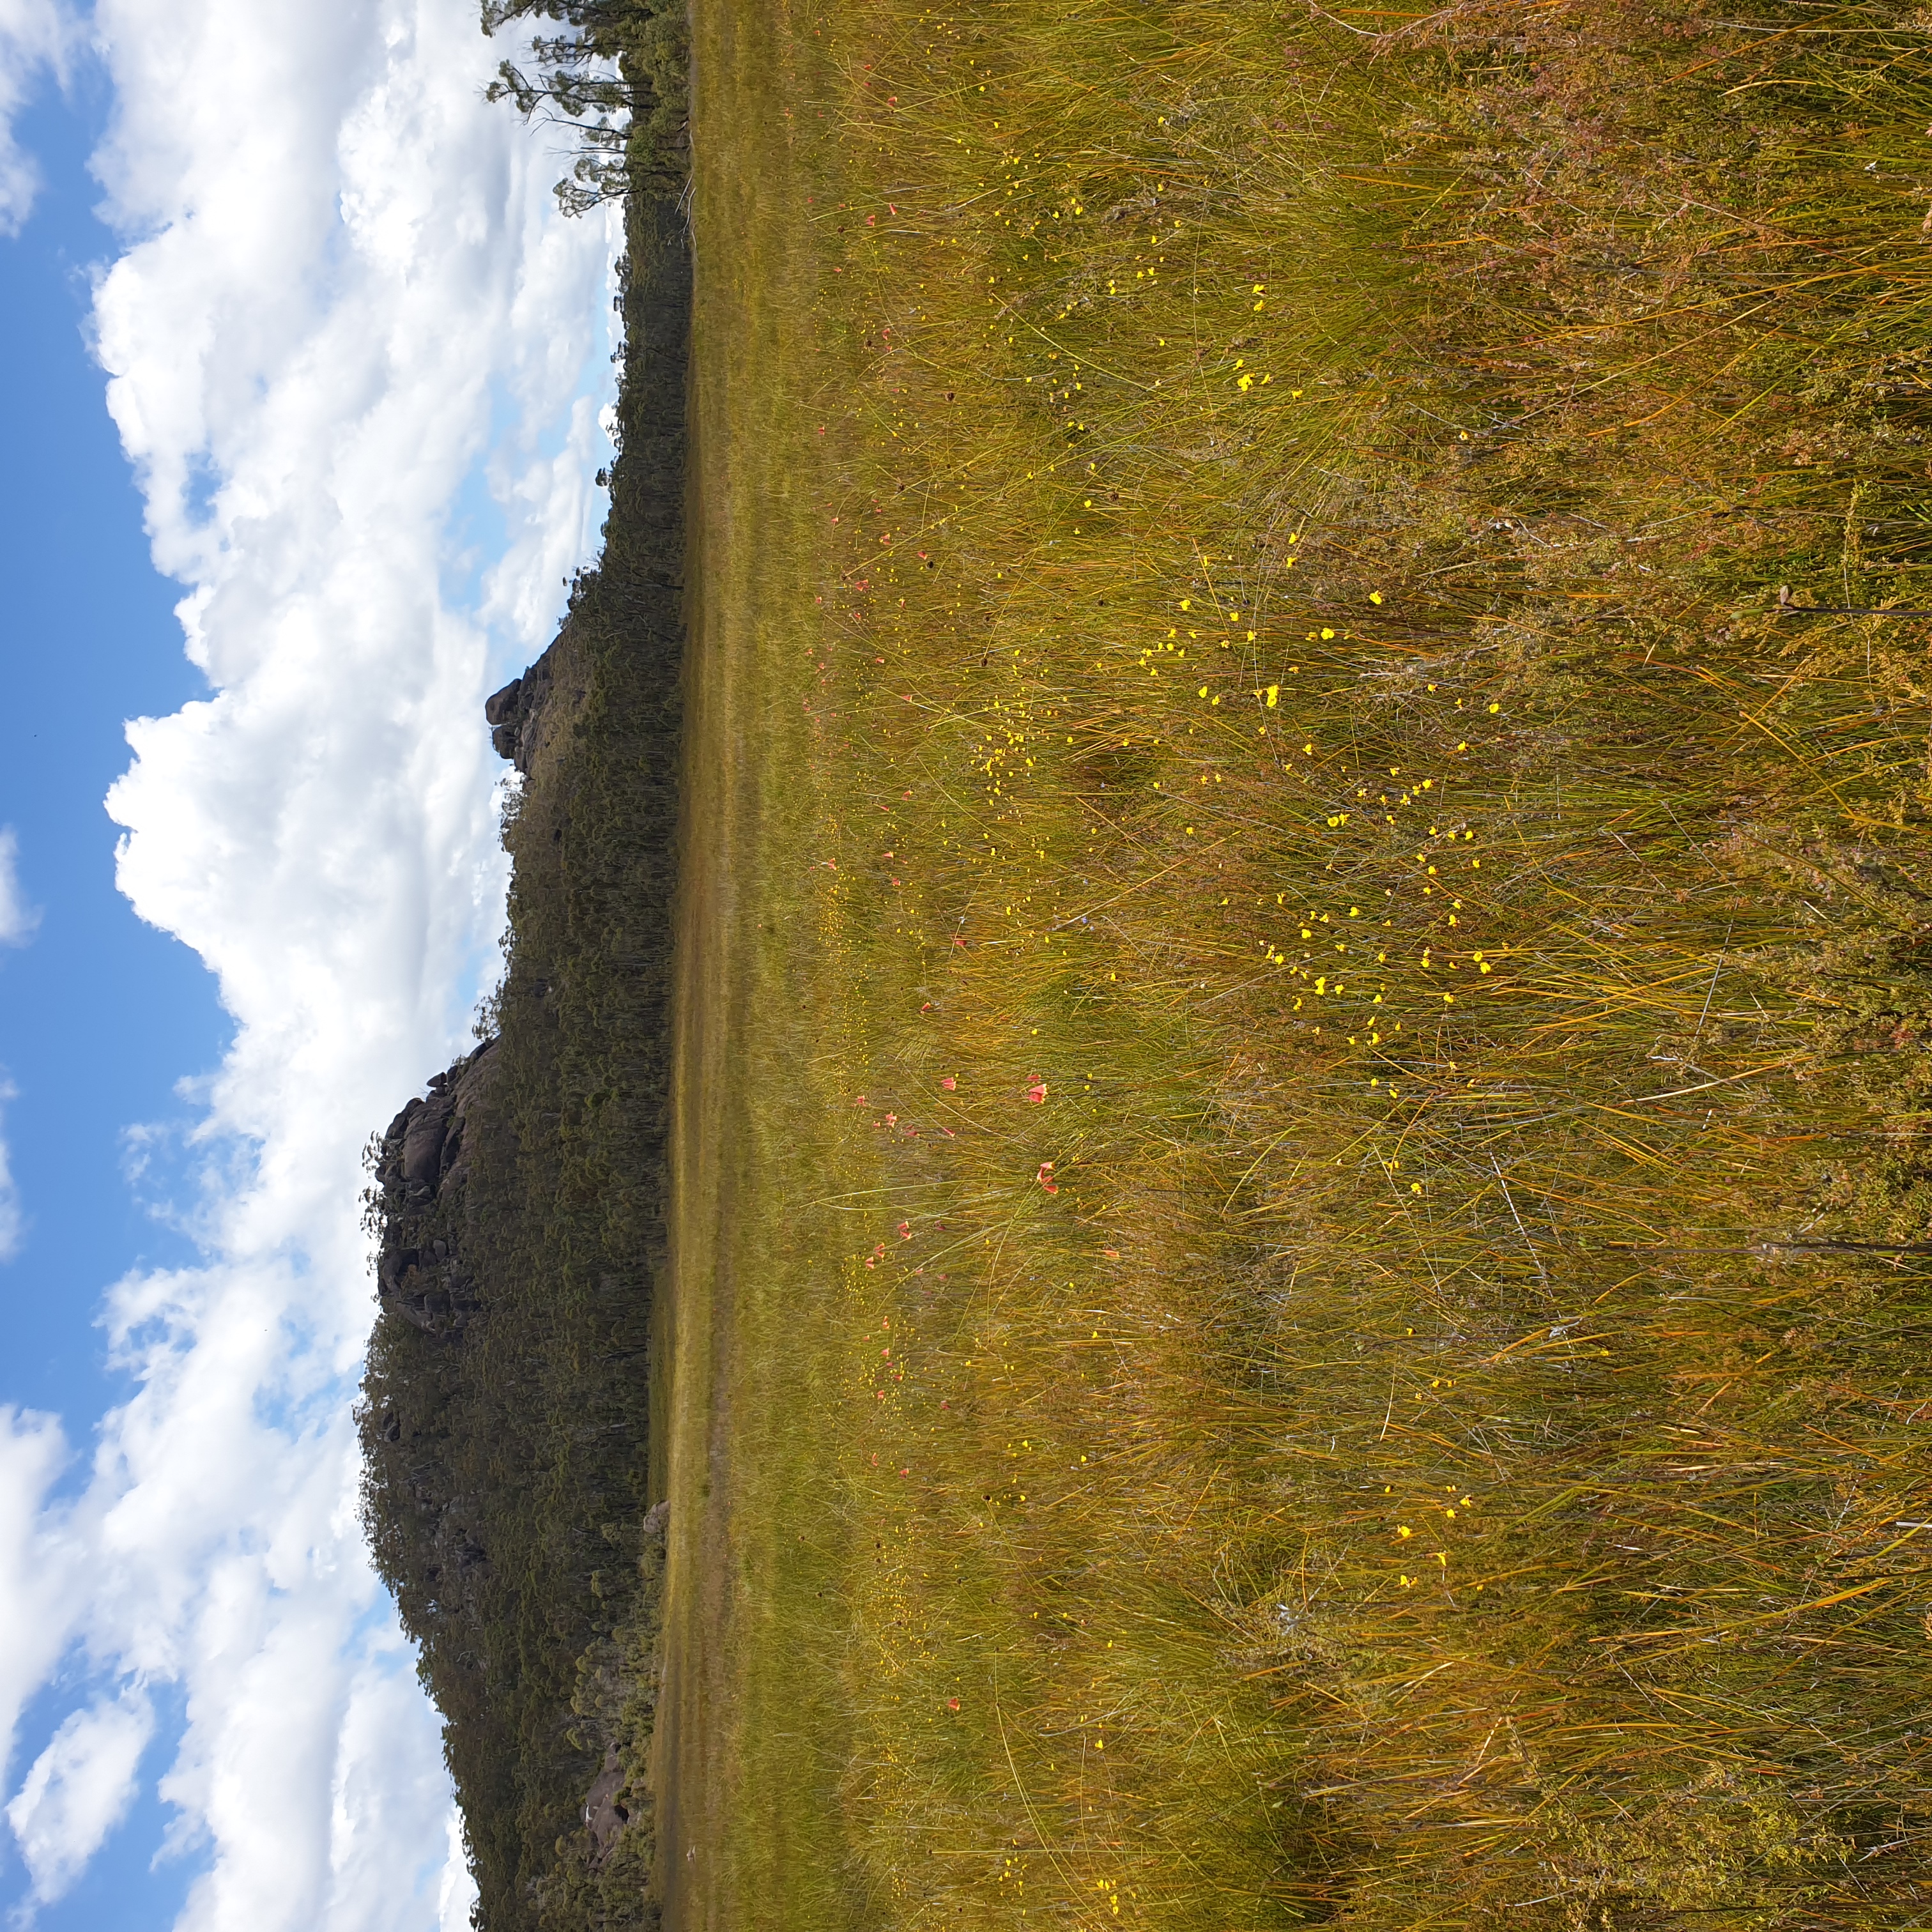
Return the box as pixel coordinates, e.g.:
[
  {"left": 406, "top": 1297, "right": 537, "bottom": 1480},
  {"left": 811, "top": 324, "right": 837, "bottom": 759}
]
[{"left": 482, "top": 0, "right": 687, "bottom": 215}]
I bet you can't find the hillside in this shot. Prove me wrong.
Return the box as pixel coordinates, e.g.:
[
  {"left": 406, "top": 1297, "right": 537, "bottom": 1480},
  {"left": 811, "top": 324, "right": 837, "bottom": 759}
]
[{"left": 355, "top": 78, "right": 689, "bottom": 1932}]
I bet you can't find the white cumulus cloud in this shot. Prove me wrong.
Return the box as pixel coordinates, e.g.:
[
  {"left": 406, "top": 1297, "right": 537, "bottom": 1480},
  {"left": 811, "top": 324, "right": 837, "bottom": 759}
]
[
  {"left": 6, "top": 1693, "right": 153, "bottom": 1905},
  {"left": 0, "top": 831, "right": 40, "bottom": 949},
  {"left": 0, "top": 1411, "right": 75, "bottom": 1788},
  {"left": 0, "top": 1080, "right": 23, "bottom": 1264},
  {"left": 0, "top": 0, "right": 619, "bottom": 1924},
  {"left": 434, "top": 1806, "right": 476, "bottom": 1932},
  {"left": 0, "top": 825, "right": 30, "bottom": 1261},
  {"left": 0, "top": 0, "right": 76, "bottom": 234}
]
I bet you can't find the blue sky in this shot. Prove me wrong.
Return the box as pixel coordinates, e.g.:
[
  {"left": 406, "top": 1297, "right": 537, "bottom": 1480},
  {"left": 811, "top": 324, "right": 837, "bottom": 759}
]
[
  {"left": 0, "top": 63, "right": 211, "bottom": 1931},
  {"left": 0, "top": 4, "right": 617, "bottom": 1926},
  {"left": 0, "top": 54, "right": 223, "bottom": 1432}
]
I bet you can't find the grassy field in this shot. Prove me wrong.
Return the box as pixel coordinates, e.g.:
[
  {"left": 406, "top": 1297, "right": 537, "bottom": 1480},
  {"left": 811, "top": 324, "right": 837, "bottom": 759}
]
[{"left": 659, "top": 2, "right": 1932, "bottom": 1926}]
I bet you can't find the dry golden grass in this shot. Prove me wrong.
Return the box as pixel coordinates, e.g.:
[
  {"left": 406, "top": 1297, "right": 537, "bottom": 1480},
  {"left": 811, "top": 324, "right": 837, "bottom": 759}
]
[{"left": 663, "top": 3, "right": 1932, "bottom": 1925}]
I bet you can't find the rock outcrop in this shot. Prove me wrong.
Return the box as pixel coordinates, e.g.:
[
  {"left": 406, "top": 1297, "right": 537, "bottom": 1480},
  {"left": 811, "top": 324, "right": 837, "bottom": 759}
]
[
  {"left": 372, "top": 1039, "right": 500, "bottom": 1336},
  {"left": 582, "top": 1745, "right": 631, "bottom": 1867},
  {"left": 485, "top": 642, "right": 565, "bottom": 774}
]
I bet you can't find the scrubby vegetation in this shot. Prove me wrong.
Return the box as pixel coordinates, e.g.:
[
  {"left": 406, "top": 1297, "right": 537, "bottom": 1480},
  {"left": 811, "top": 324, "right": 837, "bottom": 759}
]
[{"left": 356, "top": 5, "right": 687, "bottom": 1928}]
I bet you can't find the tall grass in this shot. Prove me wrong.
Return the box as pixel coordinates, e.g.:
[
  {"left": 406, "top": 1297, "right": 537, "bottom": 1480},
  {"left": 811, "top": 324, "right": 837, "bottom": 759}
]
[{"left": 670, "top": 3, "right": 1932, "bottom": 1926}]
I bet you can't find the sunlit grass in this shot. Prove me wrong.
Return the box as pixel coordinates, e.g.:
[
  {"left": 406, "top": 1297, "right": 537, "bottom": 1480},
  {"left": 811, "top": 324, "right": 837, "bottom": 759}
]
[{"left": 668, "top": 3, "right": 1932, "bottom": 1925}]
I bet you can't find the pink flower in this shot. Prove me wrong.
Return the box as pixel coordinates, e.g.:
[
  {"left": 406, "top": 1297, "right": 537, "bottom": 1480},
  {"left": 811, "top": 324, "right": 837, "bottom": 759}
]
[
  {"left": 1025, "top": 1080, "right": 1047, "bottom": 1105},
  {"left": 941, "top": 1076, "right": 957, "bottom": 1091},
  {"left": 1037, "top": 1162, "right": 1059, "bottom": 1195}
]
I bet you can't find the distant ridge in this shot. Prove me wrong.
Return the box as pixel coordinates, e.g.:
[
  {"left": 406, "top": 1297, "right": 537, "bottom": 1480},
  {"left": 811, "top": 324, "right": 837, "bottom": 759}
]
[{"left": 357, "top": 6, "right": 689, "bottom": 1920}]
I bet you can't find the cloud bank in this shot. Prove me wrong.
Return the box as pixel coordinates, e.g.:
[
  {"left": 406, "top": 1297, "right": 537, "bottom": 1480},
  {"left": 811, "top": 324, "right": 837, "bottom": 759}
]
[{"left": 1, "top": 0, "right": 618, "bottom": 1924}]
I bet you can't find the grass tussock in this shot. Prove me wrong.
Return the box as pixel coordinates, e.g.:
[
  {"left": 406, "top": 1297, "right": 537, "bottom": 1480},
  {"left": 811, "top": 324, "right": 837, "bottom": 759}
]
[{"left": 671, "top": 3, "right": 1932, "bottom": 1926}]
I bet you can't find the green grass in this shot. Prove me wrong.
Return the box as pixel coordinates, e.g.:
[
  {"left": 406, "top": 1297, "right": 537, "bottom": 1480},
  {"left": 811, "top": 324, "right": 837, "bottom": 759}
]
[{"left": 659, "top": 2, "right": 1932, "bottom": 1927}]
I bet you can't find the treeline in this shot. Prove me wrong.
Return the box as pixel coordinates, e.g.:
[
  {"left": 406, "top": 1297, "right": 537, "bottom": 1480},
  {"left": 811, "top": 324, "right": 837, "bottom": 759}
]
[{"left": 357, "top": 6, "right": 689, "bottom": 1928}]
